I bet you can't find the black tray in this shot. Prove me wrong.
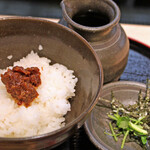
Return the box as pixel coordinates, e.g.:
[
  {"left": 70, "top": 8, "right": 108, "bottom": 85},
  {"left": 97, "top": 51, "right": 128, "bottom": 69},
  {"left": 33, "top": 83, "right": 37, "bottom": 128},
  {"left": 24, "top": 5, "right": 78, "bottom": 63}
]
[{"left": 51, "top": 39, "right": 150, "bottom": 150}]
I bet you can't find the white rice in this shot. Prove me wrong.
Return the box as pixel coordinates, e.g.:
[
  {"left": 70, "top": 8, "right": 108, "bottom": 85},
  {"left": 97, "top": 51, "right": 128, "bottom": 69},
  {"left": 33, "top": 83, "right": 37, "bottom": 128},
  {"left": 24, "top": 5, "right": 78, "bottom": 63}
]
[{"left": 0, "top": 51, "right": 78, "bottom": 137}]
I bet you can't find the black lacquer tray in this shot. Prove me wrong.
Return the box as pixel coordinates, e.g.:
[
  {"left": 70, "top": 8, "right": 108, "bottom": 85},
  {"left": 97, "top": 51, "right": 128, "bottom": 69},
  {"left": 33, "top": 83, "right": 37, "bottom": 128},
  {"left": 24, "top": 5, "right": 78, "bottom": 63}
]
[{"left": 51, "top": 39, "right": 150, "bottom": 150}]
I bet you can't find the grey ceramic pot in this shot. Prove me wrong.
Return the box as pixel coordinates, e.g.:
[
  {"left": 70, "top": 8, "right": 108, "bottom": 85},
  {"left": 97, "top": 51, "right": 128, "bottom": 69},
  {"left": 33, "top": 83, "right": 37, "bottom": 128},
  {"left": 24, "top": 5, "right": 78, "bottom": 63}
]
[{"left": 61, "top": 0, "right": 129, "bottom": 83}]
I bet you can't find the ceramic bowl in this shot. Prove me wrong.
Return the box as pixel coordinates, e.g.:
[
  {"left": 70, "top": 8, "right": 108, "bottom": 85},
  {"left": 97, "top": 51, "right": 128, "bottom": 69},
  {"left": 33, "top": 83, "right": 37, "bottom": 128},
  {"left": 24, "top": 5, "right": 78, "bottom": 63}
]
[
  {"left": 0, "top": 17, "right": 103, "bottom": 150},
  {"left": 84, "top": 81, "right": 149, "bottom": 150}
]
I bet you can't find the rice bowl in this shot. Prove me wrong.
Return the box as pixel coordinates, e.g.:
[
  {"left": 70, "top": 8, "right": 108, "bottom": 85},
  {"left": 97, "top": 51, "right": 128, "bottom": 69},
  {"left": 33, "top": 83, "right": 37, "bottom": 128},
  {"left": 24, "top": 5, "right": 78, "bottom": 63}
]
[
  {"left": 0, "top": 51, "right": 78, "bottom": 137},
  {"left": 0, "top": 17, "right": 103, "bottom": 149}
]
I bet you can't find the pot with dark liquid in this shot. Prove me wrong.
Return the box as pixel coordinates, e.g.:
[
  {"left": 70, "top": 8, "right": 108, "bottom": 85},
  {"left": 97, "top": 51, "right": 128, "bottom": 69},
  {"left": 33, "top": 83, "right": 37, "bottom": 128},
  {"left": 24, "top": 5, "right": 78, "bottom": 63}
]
[{"left": 61, "top": 0, "right": 129, "bottom": 83}]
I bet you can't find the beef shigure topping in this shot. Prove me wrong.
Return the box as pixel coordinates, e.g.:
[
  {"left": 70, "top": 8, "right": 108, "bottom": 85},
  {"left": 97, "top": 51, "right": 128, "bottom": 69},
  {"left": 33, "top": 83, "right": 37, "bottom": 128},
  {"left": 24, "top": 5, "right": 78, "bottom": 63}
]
[{"left": 1, "top": 66, "right": 41, "bottom": 107}]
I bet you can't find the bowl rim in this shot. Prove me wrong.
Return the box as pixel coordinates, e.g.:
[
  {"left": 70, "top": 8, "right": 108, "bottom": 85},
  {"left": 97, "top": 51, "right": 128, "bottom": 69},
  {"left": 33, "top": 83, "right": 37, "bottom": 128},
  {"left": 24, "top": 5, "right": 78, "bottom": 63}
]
[{"left": 0, "top": 16, "right": 103, "bottom": 141}]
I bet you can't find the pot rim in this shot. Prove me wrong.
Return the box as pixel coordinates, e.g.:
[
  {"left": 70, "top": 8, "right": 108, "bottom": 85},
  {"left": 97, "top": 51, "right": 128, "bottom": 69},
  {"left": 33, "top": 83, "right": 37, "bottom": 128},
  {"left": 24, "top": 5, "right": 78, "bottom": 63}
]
[{"left": 61, "top": 0, "right": 120, "bottom": 32}]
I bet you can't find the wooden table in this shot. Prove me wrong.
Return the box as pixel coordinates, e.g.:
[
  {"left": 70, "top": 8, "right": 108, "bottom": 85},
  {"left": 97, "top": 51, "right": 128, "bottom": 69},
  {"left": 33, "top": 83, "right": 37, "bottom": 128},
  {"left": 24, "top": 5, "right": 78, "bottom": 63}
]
[{"left": 121, "top": 24, "right": 150, "bottom": 47}]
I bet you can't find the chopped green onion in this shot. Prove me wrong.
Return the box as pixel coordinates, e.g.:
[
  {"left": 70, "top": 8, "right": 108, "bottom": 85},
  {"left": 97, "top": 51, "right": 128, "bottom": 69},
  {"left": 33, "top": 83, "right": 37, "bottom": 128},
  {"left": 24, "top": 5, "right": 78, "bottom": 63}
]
[
  {"left": 121, "top": 130, "right": 129, "bottom": 149},
  {"left": 109, "top": 122, "right": 118, "bottom": 142}
]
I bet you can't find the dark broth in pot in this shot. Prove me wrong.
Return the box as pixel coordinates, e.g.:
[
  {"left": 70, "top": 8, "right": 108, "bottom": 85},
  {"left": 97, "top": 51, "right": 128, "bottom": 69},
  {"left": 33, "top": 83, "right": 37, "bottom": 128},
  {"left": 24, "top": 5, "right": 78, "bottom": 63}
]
[{"left": 72, "top": 9, "right": 110, "bottom": 27}]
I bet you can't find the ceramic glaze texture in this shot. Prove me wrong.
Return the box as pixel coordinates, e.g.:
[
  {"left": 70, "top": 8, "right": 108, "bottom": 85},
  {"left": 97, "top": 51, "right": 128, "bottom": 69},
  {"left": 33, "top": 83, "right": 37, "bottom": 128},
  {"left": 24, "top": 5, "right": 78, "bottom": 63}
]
[
  {"left": 0, "top": 17, "right": 103, "bottom": 150},
  {"left": 84, "top": 81, "right": 147, "bottom": 150},
  {"left": 61, "top": 0, "right": 129, "bottom": 83}
]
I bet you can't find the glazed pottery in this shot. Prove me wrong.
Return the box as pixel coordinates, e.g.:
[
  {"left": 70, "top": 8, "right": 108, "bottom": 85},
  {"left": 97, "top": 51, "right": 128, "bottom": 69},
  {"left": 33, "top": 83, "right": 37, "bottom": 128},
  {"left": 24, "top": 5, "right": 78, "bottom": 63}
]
[
  {"left": 61, "top": 0, "right": 129, "bottom": 83},
  {"left": 84, "top": 81, "right": 148, "bottom": 150},
  {"left": 0, "top": 17, "right": 103, "bottom": 150}
]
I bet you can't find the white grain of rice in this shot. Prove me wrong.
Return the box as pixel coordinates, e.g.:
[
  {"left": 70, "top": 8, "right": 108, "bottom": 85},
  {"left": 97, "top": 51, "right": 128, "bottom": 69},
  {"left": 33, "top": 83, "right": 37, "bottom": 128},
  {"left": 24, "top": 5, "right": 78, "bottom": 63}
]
[
  {"left": 7, "top": 55, "right": 13, "bottom": 60},
  {"left": 0, "top": 51, "right": 78, "bottom": 137},
  {"left": 38, "top": 44, "right": 43, "bottom": 51}
]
